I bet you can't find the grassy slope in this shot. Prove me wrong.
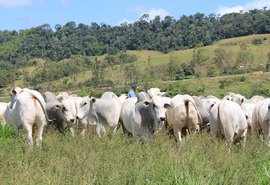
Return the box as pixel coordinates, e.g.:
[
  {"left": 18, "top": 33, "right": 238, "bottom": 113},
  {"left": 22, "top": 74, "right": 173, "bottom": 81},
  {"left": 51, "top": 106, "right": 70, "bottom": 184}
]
[{"left": 1, "top": 33, "right": 270, "bottom": 98}]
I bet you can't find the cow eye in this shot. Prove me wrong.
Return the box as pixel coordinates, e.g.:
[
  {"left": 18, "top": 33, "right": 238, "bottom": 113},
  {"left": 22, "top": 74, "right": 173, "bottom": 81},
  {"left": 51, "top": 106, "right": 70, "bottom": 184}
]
[
  {"left": 62, "top": 106, "right": 67, "bottom": 111},
  {"left": 83, "top": 102, "right": 87, "bottom": 106}
]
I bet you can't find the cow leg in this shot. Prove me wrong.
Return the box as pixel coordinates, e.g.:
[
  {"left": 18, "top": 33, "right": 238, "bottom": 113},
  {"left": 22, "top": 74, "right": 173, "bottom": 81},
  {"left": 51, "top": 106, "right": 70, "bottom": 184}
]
[
  {"left": 24, "top": 124, "right": 34, "bottom": 145},
  {"left": 36, "top": 124, "right": 44, "bottom": 147},
  {"left": 241, "top": 132, "right": 247, "bottom": 148},
  {"left": 112, "top": 124, "right": 121, "bottom": 135},
  {"left": 69, "top": 127, "right": 75, "bottom": 137},
  {"left": 96, "top": 123, "right": 105, "bottom": 138},
  {"left": 14, "top": 125, "right": 19, "bottom": 136},
  {"left": 80, "top": 129, "right": 86, "bottom": 138},
  {"left": 80, "top": 122, "right": 89, "bottom": 138},
  {"left": 174, "top": 131, "right": 182, "bottom": 143},
  {"left": 79, "top": 121, "right": 87, "bottom": 138}
]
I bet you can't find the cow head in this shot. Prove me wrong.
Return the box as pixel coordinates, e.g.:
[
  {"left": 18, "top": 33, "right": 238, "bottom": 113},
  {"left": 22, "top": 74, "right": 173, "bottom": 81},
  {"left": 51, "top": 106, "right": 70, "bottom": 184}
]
[
  {"left": 147, "top": 88, "right": 166, "bottom": 98},
  {"left": 231, "top": 94, "right": 246, "bottom": 105},
  {"left": 202, "top": 98, "right": 220, "bottom": 113},
  {"left": 45, "top": 101, "right": 68, "bottom": 132},
  {"left": 76, "top": 95, "right": 96, "bottom": 121},
  {"left": 60, "top": 97, "right": 77, "bottom": 123},
  {"left": 118, "top": 94, "right": 128, "bottom": 105},
  {"left": 150, "top": 96, "right": 171, "bottom": 122},
  {"left": 9, "top": 86, "right": 23, "bottom": 109}
]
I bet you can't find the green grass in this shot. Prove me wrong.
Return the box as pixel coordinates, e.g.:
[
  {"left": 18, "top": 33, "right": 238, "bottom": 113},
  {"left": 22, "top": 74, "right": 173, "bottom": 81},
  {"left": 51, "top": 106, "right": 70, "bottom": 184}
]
[{"left": 0, "top": 126, "right": 269, "bottom": 185}]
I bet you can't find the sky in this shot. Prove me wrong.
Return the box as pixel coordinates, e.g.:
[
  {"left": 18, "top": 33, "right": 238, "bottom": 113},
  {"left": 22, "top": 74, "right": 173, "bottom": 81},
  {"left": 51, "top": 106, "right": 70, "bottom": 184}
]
[{"left": 0, "top": 0, "right": 270, "bottom": 31}]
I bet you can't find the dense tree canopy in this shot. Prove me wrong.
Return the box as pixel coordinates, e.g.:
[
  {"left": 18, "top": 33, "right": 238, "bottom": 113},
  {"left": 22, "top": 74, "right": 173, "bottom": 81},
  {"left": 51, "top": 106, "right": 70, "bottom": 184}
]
[{"left": 0, "top": 9, "right": 270, "bottom": 66}]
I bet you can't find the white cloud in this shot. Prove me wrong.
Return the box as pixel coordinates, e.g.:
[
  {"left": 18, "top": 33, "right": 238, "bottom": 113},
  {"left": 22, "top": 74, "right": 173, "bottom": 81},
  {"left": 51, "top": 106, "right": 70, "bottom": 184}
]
[
  {"left": 217, "top": 0, "right": 270, "bottom": 16},
  {"left": 129, "top": 6, "right": 170, "bottom": 20},
  {"left": 0, "top": 0, "right": 32, "bottom": 7},
  {"left": 217, "top": 5, "right": 244, "bottom": 16},
  {"left": 118, "top": 18, "right": 133, "bottom": 25},
  {"left": 145, "top": 8, "right": 170, "bottom": 20},
  {"left": 245, "top": 0, "right": 270, "bottom": 10}
]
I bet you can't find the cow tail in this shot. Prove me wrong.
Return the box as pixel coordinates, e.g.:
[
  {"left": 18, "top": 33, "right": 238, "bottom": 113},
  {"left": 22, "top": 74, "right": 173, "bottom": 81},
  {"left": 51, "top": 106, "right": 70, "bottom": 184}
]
[
  {"left": 189, "top": 100, "right": 203, "bottom": 129},
  {"left": 184, "top": 100, "right": 189, "bottom": 130},
  {"left": 32, "top": 94, "right": 53, "bottom": 123},
  {"left": 217, "top": 103, "right": 228, "bottom": 139},
  {"left": 75, "top": 101, "right": 79, "bottom": 128}
]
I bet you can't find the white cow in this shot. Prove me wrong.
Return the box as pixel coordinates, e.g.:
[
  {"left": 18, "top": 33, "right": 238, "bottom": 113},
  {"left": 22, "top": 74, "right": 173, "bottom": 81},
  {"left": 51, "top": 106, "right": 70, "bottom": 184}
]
[
  {"left": 118, "top": 94, "right": 128, "bottom": 105},
  {"left": 59, "top": 96, "right": 92, "bottom": 136},
  {"left": 225, "top": 93, "right": 253, "bottom": 128},
  {"left": 0, "top": 102, "right": 8, "bottom": 125},
  {"left": 252, "top": 98, "right": 270, "bottom": 147},
  {"left": 76, "top": 92, "right": 122, "bottom": 138},
  {"left": 166, "top": 94, "right": 202, "bottom": 143},
  {"left": 120, "top": 95, "right": 171, "bottom": 139},
  {"left": 147, "top": 88, "right": 166, "bottom": 98},
  {"left": 5, "top": 87, "right": 51, "bottom": 146},
  {"left": 248, "top": 95, "right": 265, "bottom": 104},
  {"left": 209, "top": 100, "right": 248, "bottom": 150}
]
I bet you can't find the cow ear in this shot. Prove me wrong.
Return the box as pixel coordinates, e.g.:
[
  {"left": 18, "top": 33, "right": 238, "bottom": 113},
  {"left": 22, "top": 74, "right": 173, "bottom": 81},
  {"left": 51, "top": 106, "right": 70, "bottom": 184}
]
[
  {"left": 164, "top": 103, "right": 171, "bottom": 109},
  {"left": 11, "top": 89, "right": 17, "bottom": 95},
  {"left": 91, "top": 98, "right": 96, "bottom": 103},
  {"left": 160, "top": 92, "right": 166, "bottom": 96},
  {"left": 57, "top": 96, "right": 64, "bottom": 103},
  {"left": 241, "top": 98, "right": 244, "bottom": 104}
]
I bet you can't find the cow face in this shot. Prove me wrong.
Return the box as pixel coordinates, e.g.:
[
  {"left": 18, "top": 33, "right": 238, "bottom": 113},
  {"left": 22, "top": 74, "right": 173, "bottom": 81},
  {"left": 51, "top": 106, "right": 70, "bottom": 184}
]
[
  {"left": 76, "top": 96, "right": 96, "bottom": 120},
  {"left": 151, "top": 96, "right": 171, "bottom": 122},
  {"left": 223, "top": 95, "right": 232, "bottom": 101},
  {"left": 46, "top": 101, "right": 68, "bottom": 131},
  {"left": 61, "top": 97, "right": 77, "bottom": 123}
]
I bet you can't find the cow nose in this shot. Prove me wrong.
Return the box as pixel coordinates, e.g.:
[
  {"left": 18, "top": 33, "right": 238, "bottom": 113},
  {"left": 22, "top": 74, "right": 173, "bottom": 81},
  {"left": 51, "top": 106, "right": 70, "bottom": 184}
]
[
  {"left": 70, "top": 118, "right": 75, "bottom": 123},
  {"left": 160, "top": 117, "right": 166, "bottom": 121}
]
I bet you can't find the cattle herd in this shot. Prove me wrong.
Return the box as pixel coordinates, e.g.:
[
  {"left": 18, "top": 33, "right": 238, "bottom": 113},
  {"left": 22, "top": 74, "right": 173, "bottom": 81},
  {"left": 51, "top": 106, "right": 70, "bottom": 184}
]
[{"left": 0, "top": 87, "right": 269, "bottom": 150}]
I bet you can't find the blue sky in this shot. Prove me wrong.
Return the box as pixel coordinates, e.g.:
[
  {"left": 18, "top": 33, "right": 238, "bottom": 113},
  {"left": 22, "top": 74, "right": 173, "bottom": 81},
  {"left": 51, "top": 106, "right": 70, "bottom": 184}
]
[{"left": 0, "top": 0, "right": 270, "bottom": 31}]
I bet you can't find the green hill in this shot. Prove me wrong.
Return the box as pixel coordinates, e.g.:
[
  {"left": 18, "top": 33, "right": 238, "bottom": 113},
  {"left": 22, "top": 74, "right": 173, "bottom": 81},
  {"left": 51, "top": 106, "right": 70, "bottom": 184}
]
[{"left": 1, "top": 34, "right": 270, "bottom": 99}]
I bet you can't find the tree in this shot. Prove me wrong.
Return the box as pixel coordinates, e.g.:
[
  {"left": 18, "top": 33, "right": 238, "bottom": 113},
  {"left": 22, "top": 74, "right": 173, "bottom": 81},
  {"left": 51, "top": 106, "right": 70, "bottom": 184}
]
[
  {"left": 124, "top": 63, "right": 138, "bottom": 85},
  {"left": 190, "top": 48, "right": 208, "bottom": 77},
  {"left": 165, "top": 55, "right": 178, "bottom": 80},
  {"left": 235, "top": 43, "right": 253, "bottom": 71},
  {"left": 207, "top": 65, "right": 218, "bottom": 77},
  {"left": 214, "top": 47, "right": 230, "bottom": 74},
  {"left": 91, "top": 59, "right": 105, "bottom": 88},
  {"left": 181, "top": 63, "right": 194, "bottom": 79}
]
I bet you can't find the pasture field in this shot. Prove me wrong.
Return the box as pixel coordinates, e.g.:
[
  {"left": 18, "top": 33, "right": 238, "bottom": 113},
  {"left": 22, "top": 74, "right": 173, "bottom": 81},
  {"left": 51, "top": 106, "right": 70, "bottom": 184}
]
[{"left": 0, "top": 125, "right": 269, "bottom": 185}]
